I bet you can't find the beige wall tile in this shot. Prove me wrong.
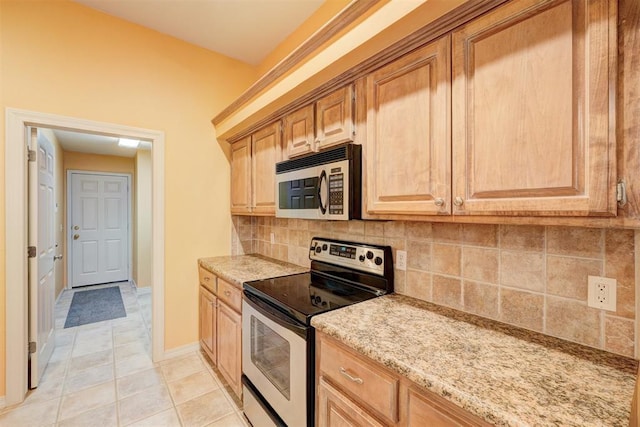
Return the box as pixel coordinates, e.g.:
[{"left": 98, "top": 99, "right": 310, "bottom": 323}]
[
  {"left": 547, "top": 226, "right": 603, "bottom": 258},
  {"left": 432, "top": 244, "right": 461, "bottom": 276},
  {"left": 406, "top": 222, "right": 432, "bottom": 240},
  {"left": 384, "top": 221, "right": 406, "bottom": 238},
  {"left": 501, "top": 251, "right": 545, "bottom": 292},
  {"left": 432, "top": 275, "right": 462, "bottom": 309},
  {"left": 605, "top": 229, "right": 635, "bottom": 319},
  {"left": 348, "top": 220, "right": 365, "bottom": 236},
  {"left": 394, "top": 270, "right": 406, "bottom": 294},
  {"left": 545, "top": 297, "right": 601, "bottom": 348},
  {"left": 500, "top": 225, "right": 545, "bottom": 251},
  {"left": 604, "top": 316, "right": 634, "bottom": 358},
  {"left": 546, "top": 256, "right": 601, "bottom": 301},
  {"left": 364, "top": 221, "right": 384, "bottom": 237},
  {"left": 462, "top": 247, "right": 498, "bottom": 284},
  {"left": 385, "top": 237, "right": 406, "bottom": 252},
  {"left": 404, "top": 270, "right": 431, "bottom": 301},
  {"left": 406, "top": 240, "right": 431, "bottom": 271},
  {"left": 500, "top": 289, "right": 543, "bottom": 332},
  {"left": 432, "top": 223, "right": 462, "bottom": 244},
  {"left": 462, "top": 224, "right": 498, "bottom": 247},
  {"left": 463, "top": 280, "right": 499, "bottom": 319}
]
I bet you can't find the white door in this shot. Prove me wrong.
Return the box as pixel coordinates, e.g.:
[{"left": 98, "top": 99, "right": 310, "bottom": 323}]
[
  {"left": 28, "top": 128, "right": 56, "bottom": 388},
  {"left": 70, "top": 173, "right": 129, "bottom": 287}
]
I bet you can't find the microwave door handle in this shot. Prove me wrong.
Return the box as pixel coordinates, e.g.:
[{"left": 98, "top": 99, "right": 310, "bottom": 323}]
[{"left": 318, "top": 170, "right": 327, "bottom": 215}]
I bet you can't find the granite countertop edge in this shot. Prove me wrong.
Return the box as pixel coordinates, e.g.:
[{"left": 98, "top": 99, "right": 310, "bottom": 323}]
[
  {"left": 198, "top": 254, "right": 307, "bottom": 287},
  {"left": 311, "top": 294, "right": 638, "bottom": 427}
]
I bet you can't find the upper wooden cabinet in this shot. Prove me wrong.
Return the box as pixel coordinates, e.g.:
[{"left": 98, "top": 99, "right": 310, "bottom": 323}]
[
  {"left": 230, "top": 122, "right": 282, "bottom": 215},
  {"left": 451, "top": 0, "right": 617, "bottom": 216},
  {"left": 284, "top": 85, "right": 354, "bottom": 158},
  {"left": 365, "top": 35, "right": 451, "bottom": 216}
]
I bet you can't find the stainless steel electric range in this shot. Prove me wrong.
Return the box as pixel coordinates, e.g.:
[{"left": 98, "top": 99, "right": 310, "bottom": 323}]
[{"left": 241, "top": 237, "right": 394, "bottom": 427}]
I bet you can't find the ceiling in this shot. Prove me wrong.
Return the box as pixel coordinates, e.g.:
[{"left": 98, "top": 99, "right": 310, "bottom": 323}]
[
  {"left": 53, "top": 129, "right": 151, "bottom": 158},
  {"left": 73, "top": 0, "right": 325, "bottom": 66}
]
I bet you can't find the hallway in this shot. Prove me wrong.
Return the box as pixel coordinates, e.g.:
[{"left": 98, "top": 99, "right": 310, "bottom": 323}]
[{"left": 0, "top": 283, "right": 247, "bottom": 426}]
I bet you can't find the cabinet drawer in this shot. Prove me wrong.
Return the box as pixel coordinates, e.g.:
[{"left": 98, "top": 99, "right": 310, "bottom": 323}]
[
  {"left": 218, "top": 278, "right": 242, "bottom": 312},
  {"left": 199, "top": 267, "right": 216, "bottom": 293},
  {"left": 320, "top": 338, "right": 399, "bottom": 423}
]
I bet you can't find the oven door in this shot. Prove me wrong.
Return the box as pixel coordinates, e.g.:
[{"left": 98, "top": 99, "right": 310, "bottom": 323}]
[{"left": 242, "top": 293, "right": 311, "bottom": 427}]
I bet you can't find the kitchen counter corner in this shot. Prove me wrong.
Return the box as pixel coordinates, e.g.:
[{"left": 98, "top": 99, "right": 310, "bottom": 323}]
[{"left": 198, "top": 254, "right": 307, "bottom": 287}]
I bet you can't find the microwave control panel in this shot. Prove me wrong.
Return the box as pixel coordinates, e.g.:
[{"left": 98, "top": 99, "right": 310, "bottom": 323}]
[{"left": 328, "top": 172, "right": 344, "bottom": 215}]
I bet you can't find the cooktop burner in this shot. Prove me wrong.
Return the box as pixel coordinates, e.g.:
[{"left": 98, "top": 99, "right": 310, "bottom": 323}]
[{"left": 243, "top": 237, "right": 394, "bottom": 326}]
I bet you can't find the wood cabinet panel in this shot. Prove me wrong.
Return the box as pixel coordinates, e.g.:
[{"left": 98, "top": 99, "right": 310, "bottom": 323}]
[
  {"left": 284, "top": 104, "right": 315, "bottom": 158},
  {"left": 365, "top": 36, "right": 451, "bottom": 216},
  {"left": 407, "top": 387, "right": 489, "bottom": 427},
  {"left": 316, "top": 85, "right": 354, "bottom": 150},
  {"left": 217, "top": 301, "right": 242, "bottom": 397},
  {"left": 320, "top": 334, "right": 399, "bottom": 424},
  {"left": 217, "top": 278, "right": 242, "bottom": 312},
  {"left": 199, "top": 287, "right": 216, "bottom": 362},
  {"left": 451, "top": 0, "right": 616, "bottom": 216},
  {"left": 251, "top": 122, "right": 282, "bottom": 215},
  {"left": 318, "top": 376, "right": 386, "bottom": 427},
  {"left": 230, "top": 137, "right": 252, "bottom": 214}
]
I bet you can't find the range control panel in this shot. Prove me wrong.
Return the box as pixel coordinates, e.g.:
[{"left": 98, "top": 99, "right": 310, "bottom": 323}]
[{"left": 309, "top": 238, "right": 388, "bottom": 276}]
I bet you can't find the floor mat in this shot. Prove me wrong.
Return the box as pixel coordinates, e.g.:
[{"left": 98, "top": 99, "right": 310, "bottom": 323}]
[{"left": 64, "top": 286, "right": 127, "bottom": 328}]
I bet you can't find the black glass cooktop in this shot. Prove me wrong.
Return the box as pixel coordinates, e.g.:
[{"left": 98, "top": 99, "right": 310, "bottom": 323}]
[{"left": 243, "top": 272, "right": 379, "bottom": 326}]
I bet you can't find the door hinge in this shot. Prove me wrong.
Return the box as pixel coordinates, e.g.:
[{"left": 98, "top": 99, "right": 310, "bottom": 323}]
[
  {"left": 616, "top": 180, "right": 627, "bottom": 207},
  {"left": 27, "top": 150, "right": 36, "bottom": 162},
  {"left": 28, "top": 341, "right": 36, "bottom": 354},
  {"left": 28, "top": 246, "right": 37, "bottom": 258}
]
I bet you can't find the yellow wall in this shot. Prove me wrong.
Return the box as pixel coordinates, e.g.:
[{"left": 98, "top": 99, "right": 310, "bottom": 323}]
[
  {"left": 135, "top": 150, "right": 153, "bottom": 288},
  {"left": 256, "top": 0, "right": 352, "bottom": 76},
  {"left": 0, "top": 0, "right": 258, "bottom": 397}
]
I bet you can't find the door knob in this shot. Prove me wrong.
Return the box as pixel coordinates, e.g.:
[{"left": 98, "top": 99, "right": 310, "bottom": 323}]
[
  {"left": 73, "top": 225, "right": 79, "bottom": 230},
  {"left": 73, "top": 234, "right": 80, "bottom": 240}
]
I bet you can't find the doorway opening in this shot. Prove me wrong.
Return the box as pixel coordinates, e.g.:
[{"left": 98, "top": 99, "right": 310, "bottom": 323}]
[{"left": 5, "top": 108, "right": 165, "bottom": 405}]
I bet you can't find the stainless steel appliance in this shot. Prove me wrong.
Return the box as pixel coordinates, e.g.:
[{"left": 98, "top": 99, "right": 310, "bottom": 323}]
[
  {"left": 242, "top": 237, "right": 394, "bottom": 427},
  {"left": 275, "top": 143, "right": 361, "bottom": 220}
]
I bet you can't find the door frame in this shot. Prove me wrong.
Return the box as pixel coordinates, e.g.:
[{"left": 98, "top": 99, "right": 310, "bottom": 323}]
[
  {"left": 66, "top": 171, "right": 133, "bottom": 289},
  {"left": 5, "top": 108, "right": 165, "bottom": 405}
]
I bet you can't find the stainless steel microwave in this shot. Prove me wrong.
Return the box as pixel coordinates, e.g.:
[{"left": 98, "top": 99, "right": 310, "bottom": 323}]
[{"left": 275, "top": 143, "right": 361, "bottom": 220}]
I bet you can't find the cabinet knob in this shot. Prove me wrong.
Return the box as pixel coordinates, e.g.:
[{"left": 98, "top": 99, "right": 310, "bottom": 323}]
[
  {"left": 454, "top": 197, "right": 464, "bottom": 207},
  {"left": 434, "top": 198, "right": 445, "bottom": 207}
]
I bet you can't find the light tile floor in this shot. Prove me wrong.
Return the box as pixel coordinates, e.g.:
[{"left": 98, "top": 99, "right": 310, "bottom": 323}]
[{"left": 0, "top": 282, "right": 248, "bottom": 427}]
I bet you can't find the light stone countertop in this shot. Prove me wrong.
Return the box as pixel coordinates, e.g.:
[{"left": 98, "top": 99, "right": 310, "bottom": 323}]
[
  {"left": 311, "top": 294, "right": 638, "bottom": 427},
  {"left": 198, "top": 254, "right": 307, "bottom": 287}
]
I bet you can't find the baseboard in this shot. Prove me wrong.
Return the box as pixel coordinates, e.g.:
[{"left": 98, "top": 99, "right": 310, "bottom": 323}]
[
  {"left": 160, "top": 342, "right": 200, "bottom": 361},
  {"left": 0, "top": 396, "right": 6, "bottom": 409},
  {"left": 130, "top": 279, "right": 138, "bottom": 289}
]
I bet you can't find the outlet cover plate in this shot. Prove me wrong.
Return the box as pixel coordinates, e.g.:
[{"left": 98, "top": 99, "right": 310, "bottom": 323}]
[
  {"left": 587, "top": 275, "right": 617, "bottom": 311},
  {"left": 396, "top": 250, "right": 407, "bottom": 271}
]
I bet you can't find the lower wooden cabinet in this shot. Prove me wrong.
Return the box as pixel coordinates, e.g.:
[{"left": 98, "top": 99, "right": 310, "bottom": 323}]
[
  {"left": 199, "top": 287, "right": 216, "bottom": 362},
  {"left": 198, "top": 267, "right": 242, "bottom": 399},
  {"left": 216, "top": 301, "right": 242, "bottom": 396},
  {"left": 316, "top": 331, "right": 490, "bottom": 427}
]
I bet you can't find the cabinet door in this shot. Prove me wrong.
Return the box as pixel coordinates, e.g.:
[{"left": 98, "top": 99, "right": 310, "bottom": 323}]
[
  {"left": 316, "top": 85, "right": 354, "bottom": 150},
  {"left": 284, "top": 104, "right": 315, "bottom": 158},
  {"left": 317, "top": 377, "right": 385, "bottom": 427},
  {"left": 199, "top": 287, "right": 216, "bottom": 362},
  {"left": 407, "top": 387, "right": 488, "bottom": 427},
  {"left": 230, "top": 137, "right": 252, "bottom": 214},
  {"left": 365, "top": 36, "right": 451, "bottom": 216},
  {"left": 252, "top": 122, "right": 282, "bottom": 215},
  {"left": 452, "top": 0, "right": 616, "bottom": 216},
  {"left": 217, "top": 301, "right": 242, "bottom": 397}
]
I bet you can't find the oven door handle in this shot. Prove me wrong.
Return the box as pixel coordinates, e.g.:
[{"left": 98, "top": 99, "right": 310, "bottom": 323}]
[{"left": 243, "top": 290, "right": 309, "bottom": 338}]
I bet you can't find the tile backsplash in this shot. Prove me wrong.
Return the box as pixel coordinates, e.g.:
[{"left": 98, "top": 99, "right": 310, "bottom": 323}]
[{"left": 231, "top": 216, "right": 637, "bottom": 359}]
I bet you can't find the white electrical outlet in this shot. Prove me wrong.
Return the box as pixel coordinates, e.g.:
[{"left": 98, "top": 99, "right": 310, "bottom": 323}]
[
  {"left": 270, "top": 232, "right": 275, "bottom": 244},
  {"left": 396, "top": 250, "right": 407, "bottom": 271},
  {"left": 587, "top": 276, "right": 617, "bottom": 311}
]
